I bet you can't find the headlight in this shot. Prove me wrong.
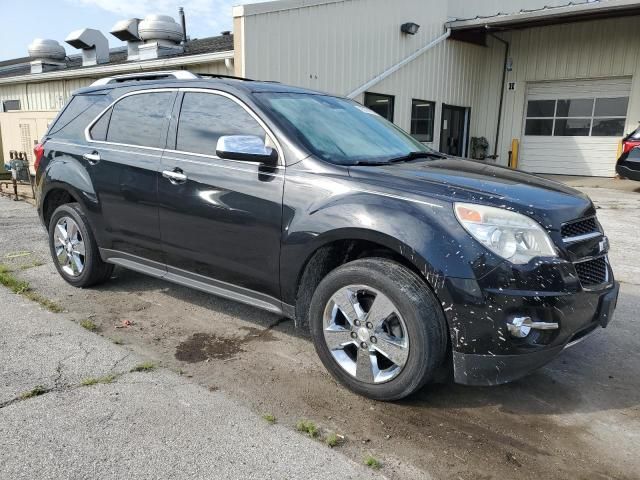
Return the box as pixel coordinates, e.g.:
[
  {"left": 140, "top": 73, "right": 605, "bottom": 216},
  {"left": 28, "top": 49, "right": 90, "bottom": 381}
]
[{"left": 454, "top": 202, "right": 557, "bottom": 264}]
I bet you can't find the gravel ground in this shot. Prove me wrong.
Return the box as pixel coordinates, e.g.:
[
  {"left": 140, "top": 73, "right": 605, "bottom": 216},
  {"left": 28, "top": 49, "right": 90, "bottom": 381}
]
[{"left": 0, "top": 181, "right": 639, "bottom": 480}]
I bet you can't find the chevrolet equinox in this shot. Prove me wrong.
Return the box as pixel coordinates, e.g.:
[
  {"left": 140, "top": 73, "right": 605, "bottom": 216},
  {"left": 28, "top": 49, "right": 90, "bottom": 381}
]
[{"left": 35, "top": 72, "right": 619, "bottom": 401}]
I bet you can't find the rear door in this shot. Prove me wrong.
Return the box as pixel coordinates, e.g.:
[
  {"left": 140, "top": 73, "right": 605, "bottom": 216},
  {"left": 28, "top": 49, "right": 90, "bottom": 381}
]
[
  {"left": 85, "top": 89, "right": 177, "bottom": 268},
  {"left": 157, "top": 90, "right": 284, "bottom": 305}
]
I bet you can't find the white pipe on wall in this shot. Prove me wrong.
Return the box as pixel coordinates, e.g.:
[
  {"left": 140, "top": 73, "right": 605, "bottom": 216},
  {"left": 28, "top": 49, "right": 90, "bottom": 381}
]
[{"left": 347, "top": 28, "right": 452, "bottom": 100}]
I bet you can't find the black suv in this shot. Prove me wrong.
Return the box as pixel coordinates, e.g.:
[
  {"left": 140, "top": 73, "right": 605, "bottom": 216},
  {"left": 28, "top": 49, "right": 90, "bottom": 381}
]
[{"left": 35, "top": 72, "right": 619, "bottom": 401}]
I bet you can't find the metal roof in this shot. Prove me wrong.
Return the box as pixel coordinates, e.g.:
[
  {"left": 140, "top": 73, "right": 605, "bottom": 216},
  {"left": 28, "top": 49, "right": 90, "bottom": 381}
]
[
  {"left": 0, "top": 34, "right": 234, "bottom": 81},
  {"left": 446, "top": 0, "right": 640, "bottom": 31}
]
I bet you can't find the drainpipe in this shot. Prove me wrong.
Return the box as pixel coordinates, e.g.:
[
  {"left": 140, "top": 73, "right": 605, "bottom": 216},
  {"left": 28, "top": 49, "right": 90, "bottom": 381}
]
[
  {"left": 487, "top": 31, "right": 509, "bottom": 160},
  {"left": 347, "top": 28, "right": 451, "bottom": 100}
]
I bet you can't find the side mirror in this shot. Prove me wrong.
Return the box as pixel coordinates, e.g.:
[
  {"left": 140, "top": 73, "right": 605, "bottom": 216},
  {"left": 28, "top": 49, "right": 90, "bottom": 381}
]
[{"left": 216, "top": 135, "right": 278, "bottom": 165}]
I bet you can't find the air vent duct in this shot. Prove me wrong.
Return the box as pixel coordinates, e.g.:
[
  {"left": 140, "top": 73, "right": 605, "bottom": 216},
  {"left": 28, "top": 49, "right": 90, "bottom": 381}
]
[
  {"left": 111, "top": 18, "right": 142, "bottom": 61},
  {"left": 137, "top": 15, "right": 184, "bottom": 60},
  {"left": 65, "top": 28, "right": 109, "bottom": 66},
  {"left": 28, "top": 39, "right": 67, "bottom": 73}
]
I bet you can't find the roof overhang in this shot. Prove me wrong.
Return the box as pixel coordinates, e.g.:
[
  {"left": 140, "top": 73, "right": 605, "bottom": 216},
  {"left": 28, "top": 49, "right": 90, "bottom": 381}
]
[
  {"left": 447, "top": 0, "right": 640, "bottom": 35},
  {"left": 0, "top": 50, "right": 233, "bottom": 85}
]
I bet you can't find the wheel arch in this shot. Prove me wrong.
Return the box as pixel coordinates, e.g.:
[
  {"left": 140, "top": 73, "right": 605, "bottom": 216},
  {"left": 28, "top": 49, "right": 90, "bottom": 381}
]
[{"left": 289, "top": 228, "right": 445, "bottom": 330}]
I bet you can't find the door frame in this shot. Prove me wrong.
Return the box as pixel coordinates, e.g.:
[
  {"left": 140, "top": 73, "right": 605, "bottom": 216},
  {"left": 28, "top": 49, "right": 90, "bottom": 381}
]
[{"left": 439, "top": 104, "right": 470, "bottom": 157}]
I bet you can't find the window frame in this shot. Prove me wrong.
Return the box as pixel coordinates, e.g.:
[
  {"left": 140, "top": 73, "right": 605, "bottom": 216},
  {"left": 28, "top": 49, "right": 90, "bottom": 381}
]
[
  {"left": 524, "top": 96, "right": 629, "bottom": 138},
  {"left": 363, "top": 92, "right": 395, "bottom": 122},
  {"left": 410, "top": 99, "right": 435, "bottom": 143},
  {"left": 85, "top": 88, "right": 284, "bottom": 166},
  {"left": 171, "top": 90, "right": 270, "bottom": 159}
]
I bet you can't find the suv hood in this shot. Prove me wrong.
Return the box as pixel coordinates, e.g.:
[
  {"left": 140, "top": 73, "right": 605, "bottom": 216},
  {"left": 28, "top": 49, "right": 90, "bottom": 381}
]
[{"left": 348, "top": 157, "right": 595, "bottom": 229}]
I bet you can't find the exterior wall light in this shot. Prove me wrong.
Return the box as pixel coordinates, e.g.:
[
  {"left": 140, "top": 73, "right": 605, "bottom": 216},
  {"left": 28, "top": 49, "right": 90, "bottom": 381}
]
[{"left": 401, "top": 22, "right": 420, "bottom": 35}]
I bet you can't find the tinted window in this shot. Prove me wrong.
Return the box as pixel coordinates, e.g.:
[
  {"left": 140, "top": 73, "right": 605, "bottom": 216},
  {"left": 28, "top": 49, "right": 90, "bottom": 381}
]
[
  {"left": 89, "top": 109, "right": 111, "bottom": 141},
  {"left": 594, "top": 97, "right": 629, "bottom": 117},
  {"left": 525, "top": 119, "right": 553, "bottom": 136},
  {"left": 526, "top": 100, "right": 555, "bottom": 117},
  {"left": 556, "top": 98, "right": 593, "bottom": 117},
  {"left": 364, "top": 93, "right": 394, "bottom": 122},
  {"left": 176, "top": 92, "right": 265, "bottom": 156},
  {"left": 554, "top": 118, "right": 591, "bottom": 136},
  {"left": 410, "top": 99, "right": 434, "bottom": 142},
  {"left": 106, "top": 92, "right": 175, "bottom": 148},
  {"left": 592, "top": 118, "right": 626, "bottom": 136},
  {"left": 48, "top": 94, "right": 108, "bottom": 139}
]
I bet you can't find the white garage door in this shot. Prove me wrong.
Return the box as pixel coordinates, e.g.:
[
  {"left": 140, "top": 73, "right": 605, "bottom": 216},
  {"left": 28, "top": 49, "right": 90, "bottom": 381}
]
[{"left": 519, "top": 78, "right": 631, "bottom": 177}]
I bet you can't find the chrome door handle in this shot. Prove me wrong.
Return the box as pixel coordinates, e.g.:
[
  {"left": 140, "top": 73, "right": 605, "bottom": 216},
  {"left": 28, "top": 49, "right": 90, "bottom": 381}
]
[
  {"left": 83, "top": 152, "right": 101, "bottom": 165},
  {"left": 162, "top": 169, "right": 187, "bottom": 184}
]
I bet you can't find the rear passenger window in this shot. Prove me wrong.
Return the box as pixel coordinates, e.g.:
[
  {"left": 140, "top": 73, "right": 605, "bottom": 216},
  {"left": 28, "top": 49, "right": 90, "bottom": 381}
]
[
  {"left": 48, "top": 94, "right": 109, "bottom": 140},
  {"left": 176, "top": 92, "right": 265, "bottom": 156},
  {"left": 106, "top": 92, "right": 175, "bottom": 148}
]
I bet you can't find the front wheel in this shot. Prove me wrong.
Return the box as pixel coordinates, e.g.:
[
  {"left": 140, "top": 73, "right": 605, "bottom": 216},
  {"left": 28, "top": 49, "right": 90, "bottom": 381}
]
[{"left": 309, "top": 258, "right": 447, "bottom": 401}]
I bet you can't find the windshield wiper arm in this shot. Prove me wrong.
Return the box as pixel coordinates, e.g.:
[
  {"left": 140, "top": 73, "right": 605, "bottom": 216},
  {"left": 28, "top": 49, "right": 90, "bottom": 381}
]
[{"left": 388, "top": 151, "right": 446, "bottom": 163}]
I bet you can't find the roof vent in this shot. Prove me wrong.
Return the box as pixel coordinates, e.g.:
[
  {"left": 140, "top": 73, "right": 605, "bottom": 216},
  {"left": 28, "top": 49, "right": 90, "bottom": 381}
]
[
  {"left": 27, "top": 39, "right": 67, "bottom": 74},
  {"left": 137, "top": 15, "right": 184, "bottom": 60},
  {"left": 111, "top": 18, "right": 142, "bottom": 61},
  {"left": 65, "top": 28, "right": 109, "bottom": 66}
]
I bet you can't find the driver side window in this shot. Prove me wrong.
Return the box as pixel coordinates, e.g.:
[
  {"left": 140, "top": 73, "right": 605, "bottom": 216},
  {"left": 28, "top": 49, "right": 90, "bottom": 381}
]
[{"left": 176, "top": 92, "right": 266, "bottom": 156}]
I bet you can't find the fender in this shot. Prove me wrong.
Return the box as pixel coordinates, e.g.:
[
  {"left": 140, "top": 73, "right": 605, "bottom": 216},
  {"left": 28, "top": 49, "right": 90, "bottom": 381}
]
[{"left": 280, "top": 163, "right": 498, "bottom": 306}]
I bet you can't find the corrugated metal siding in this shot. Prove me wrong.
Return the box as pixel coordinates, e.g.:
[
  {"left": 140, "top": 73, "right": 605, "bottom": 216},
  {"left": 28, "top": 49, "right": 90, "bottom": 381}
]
[
  {"left": 487, "top": 16, "right": 640, "bottom": 168},
  {"left": 241, "top": 0, "right": 490, "bottom": 149},
  {"left": 0, "top": 60, "right": 229, "bottom": 112},
  {"left": 447, "top": 0, "right": 588, "bottom": 19}
]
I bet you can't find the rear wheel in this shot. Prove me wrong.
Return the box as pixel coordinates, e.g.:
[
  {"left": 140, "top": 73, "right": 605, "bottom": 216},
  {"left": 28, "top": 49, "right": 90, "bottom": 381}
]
[
  {"left": 48, "top": 203, "right": 113, "bottom": 288},
  {"left": 309, "top": 258, "right": 447, "bottom": 401}
]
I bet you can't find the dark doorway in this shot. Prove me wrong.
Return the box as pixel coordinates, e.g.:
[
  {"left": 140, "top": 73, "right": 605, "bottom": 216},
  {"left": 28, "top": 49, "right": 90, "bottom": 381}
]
[
  {"left": 364, "top": 92, "right": 395, "bottom": 122},
  {"left": 440, "top": 104, "right": 470, "bottom": 157}
]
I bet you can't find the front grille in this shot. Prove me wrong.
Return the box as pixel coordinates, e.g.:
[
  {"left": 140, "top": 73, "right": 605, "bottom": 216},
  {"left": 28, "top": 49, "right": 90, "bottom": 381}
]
[
  {"left": 561, "top": 217, "right": 599, "bottom": 239},
  {"left": 574, "top": 257, "right": 608, "bottom": 286}
]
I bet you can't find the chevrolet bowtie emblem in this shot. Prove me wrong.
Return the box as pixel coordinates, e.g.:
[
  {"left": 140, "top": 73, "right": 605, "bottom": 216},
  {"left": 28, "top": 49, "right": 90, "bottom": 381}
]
[{"left": 599, "top": 237, "right": 609, "bottom": 254}]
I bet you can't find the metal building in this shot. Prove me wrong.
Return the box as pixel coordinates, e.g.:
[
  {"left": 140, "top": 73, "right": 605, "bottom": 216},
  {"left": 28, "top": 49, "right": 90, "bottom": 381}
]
[
  {"left": 1, "top": 1, "right": 640, "bottom": 177},
  {"left": 232, "top": 0, "right": 640, "bottom": 176}
]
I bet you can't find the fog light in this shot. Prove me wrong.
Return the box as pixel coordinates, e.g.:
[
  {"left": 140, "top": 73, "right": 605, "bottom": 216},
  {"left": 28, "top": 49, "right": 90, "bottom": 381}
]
[{"left": 507, "top": 316, "right": 559, "bottom": 338}]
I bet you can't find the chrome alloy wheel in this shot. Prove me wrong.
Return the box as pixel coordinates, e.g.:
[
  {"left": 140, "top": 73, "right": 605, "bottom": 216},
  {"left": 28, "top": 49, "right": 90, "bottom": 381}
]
[
  {"left": 53, "top": 216, "right": 86, "bottom": 277},
  {"left": 322, "top": 285, "right": 410, "bottom": 384}
]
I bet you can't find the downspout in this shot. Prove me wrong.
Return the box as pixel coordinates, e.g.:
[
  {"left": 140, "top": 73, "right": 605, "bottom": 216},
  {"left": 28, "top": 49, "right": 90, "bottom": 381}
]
[
  {"left": 487, "top": 31, "right": 509, "bottom": 160},
  {"left": 347, "top": 28, "right": 451, "bottom": 100}
]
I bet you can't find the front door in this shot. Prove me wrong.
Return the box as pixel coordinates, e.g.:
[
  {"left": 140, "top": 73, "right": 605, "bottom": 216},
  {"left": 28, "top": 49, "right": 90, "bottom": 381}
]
[
  {"left": 158, "top": 90, "right": 284, "bottom": 303},
  {"left": 440, "top": 104, "right": 469, "bottom": 157}
]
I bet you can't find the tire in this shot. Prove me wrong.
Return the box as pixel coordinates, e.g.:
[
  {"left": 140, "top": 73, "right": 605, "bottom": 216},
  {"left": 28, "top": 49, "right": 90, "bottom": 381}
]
[
  {"left": 309, "top": 258, "right": 447, "bottom": 401},
  {"left": 48, "top": 203, "right": 114, "bottom": 288}
]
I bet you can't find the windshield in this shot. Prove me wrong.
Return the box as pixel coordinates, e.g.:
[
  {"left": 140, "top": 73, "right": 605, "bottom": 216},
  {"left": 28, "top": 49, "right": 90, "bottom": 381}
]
[{"left": 254, "top": 92, "right": 437, "bottom": 165}]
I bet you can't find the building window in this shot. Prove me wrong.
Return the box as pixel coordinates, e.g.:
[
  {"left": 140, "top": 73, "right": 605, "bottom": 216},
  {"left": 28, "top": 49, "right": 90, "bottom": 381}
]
[
  {"left": 525, "top": 96, "right": 629, "bottom": 137},
  {"left": 364, "top": 92, "right": 394, "bottom": 122},
  {"left": 2, "top": 100, "right": 21, "bottom": 111},
  {"left": 410, "top": 99, "right": 434, "bottom": 142}
]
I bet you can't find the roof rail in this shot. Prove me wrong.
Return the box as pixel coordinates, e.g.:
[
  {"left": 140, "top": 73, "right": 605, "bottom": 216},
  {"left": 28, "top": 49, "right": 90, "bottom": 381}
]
[
  {"left": 195, "top": 73, "right": 253, "bottom": 82},
  {"left": 91, "top": 70, "right": 199, "bottom": 86}
]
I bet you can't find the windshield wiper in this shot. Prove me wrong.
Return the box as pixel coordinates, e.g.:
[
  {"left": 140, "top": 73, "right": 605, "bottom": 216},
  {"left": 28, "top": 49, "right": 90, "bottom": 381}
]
[{"left": 387, "top": 151, "right": 447, "bottom": 163}]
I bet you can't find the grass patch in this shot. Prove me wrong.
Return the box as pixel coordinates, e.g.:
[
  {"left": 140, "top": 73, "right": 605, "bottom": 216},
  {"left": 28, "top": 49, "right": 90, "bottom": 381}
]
[
  {"left": 20, "top": 386, "right": 48, "bottom": 400},
  {"left": 364, "top": 455, "right": 381, "bottom": 470},
  {"left": 296, "top": 419, "right": 318, "bottom": 438},
  {"left": 81, "top": 374, "right": 117, "bottom": 386},
  {"left": 262, "top": 413, "right": 276, "bottom": 424},
  {"left": 325, "top": 432, "right": 340, "bottom": 448},
  {"left": 19, "top": 260, "right": 44, "bottom": 271},
  {"left": 130, "top": 361, "right": 155, "bottom": 373},
  {"left": 0, "top": 264, "right": 63, "bottom": 313},
  {"left": 80, "top": 319, "right": 98, "bottom": 331}
]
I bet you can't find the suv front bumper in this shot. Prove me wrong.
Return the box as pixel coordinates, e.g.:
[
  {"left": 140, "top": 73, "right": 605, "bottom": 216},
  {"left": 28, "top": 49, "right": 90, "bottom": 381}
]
[{"left": 439, "top": 278, "right": 619, "bottom": 386}]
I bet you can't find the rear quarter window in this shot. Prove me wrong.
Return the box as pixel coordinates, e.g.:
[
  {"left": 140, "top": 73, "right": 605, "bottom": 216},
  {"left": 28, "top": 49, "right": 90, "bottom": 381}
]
[{"left": 47, "top": 94, "right": 110, "bottom": 141}]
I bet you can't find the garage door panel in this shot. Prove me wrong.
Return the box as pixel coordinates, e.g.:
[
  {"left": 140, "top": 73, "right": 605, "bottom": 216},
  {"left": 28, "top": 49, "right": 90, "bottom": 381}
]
[{"left": 519, "top": 78, "right": 631, "bottom": 177}]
